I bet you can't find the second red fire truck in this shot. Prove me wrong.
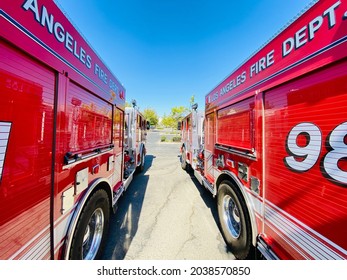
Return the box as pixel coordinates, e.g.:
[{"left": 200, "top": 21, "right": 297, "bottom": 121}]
[
  {"left": 0, "top": 0, "right": 147, "bottom": 259},
  {"left": 180, "top": 0, "right": 347, "bottom": 260}
]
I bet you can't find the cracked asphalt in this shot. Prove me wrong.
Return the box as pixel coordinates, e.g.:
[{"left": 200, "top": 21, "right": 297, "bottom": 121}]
[{"left": 101, "top": 130, "right": 235, "bottom": 260}]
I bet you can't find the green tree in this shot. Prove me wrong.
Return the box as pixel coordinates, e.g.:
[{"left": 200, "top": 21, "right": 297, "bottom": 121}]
[
  {"left": 171, "top": 106, "right": 189, "bottom": 121},
  {"left": 161, "top": 114, "right": 176, "bottom": 128},
  {"left": 161, "top": 106, "right": 189, "bottom": 129},
  {"left": 142, "top": 108, "right": 159, "bottom": 126}
]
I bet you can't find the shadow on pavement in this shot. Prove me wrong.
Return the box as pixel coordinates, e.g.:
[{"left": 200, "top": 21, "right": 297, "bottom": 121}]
[
  {"left": 101, "top": 154, "right": 155, "bottom": 260},
  {"left": 177, "top": 154, "right": 219, "bottom": 224},
  {"left": 178, "top": 157, "right": 235, "bottom": 256},
  {"left": 186, "top": 168, "right": 219, "bottom": 228},
  {"left": 180, "top": 159, "right": 259, "bottom": 260}
]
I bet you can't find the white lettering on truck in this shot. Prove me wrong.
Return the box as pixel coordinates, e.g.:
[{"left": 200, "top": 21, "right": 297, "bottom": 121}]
[
  {"left": 282, "top": 1, "right": 340, "bottom": 57},
  {"left": 22, "top": 0, "right": 92, "bottom": 69}
]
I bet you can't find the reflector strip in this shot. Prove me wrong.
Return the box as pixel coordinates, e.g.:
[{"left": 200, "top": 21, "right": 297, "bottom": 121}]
[{"left": 0, "top": 122, "right": 11, "bottom": 180}]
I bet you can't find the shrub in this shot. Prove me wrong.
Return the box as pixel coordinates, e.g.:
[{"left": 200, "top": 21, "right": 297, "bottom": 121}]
[{"left": 172, "top": 136, "right": 181, "bottom": 142}]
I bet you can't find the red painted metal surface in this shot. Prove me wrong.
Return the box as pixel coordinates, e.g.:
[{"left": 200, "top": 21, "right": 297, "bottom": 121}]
[
  {"left": 0, "top": 43, "right": 53, "bottom": 259},
  {"left": 264, "top": 61, "right": 347, "bottom": 258},
  {"left": 0, "top": 0, "right": 126, "bottom": 259},
  {"left": 180, "top": 0, "right": 347, "bottom": 259}
]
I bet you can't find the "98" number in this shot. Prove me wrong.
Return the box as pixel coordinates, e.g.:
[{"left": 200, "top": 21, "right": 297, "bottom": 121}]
[{"left": 285, "top": 122, "right": 347, "bottom": 185}]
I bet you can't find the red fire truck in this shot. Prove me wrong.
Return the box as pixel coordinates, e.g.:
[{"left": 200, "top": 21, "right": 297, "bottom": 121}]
[
  {"left": 123, "top": 101, "right": 148, "bottom": 187},
  {"left": 180, "top": 0, "right": 347, "bottom": 259},
  {"left": 0, "top": 0, "right": 146, "bottom": 259}
]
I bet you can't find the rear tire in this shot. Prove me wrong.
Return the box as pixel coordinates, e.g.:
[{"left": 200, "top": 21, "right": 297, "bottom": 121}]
[
  {"left": 181, "top": 147, "right": 188, "bottom": 170},
  {"left": 137, "top": 150, "right": 145, "bottom": 173},
  {"left": 69, "top": 189, "right": 110, "bottom": 260},
  {"left": 217, "top": 180, "right": 252, "bottom": 259}
]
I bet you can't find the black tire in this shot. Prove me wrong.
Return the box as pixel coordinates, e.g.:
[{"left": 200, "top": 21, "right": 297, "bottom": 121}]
[
  {"left": 137, "top": 150, "right": 145, "bottom": 173},
  {"left": 181, "top": 147, "right": 188, "bottom": 170},
  {"left": 217, "top": 180, "right": 252, "bottom": 259},
  {"left": 69, "top": 189, "right": 110, "bottom": 260}
]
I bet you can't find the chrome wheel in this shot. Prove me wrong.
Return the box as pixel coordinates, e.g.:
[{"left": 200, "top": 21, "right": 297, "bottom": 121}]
[
  {"left": 82, "top": 208, "right": 104, "bottom": 260},
  {"left": 181, "top": 147, "right": 187, "bottom": 170},
  {"left": 217, "top": 181, "right": 252, "bottom": 259},
  {"left": 222, "top": 194, "right": 241, "bottom": 239}
]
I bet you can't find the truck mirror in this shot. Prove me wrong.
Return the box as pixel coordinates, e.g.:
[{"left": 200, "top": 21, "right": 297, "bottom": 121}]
[
  {"left": 177, "top": 122, "right": 182, "bottom": 130},
  {"left": 146, "top": 121, "right": 150, "bottom": 130}
]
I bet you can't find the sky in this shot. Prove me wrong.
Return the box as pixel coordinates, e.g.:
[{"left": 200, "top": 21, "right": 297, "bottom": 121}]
[{"left": 55, "top": 0, "right": 315, "bottom": 117}]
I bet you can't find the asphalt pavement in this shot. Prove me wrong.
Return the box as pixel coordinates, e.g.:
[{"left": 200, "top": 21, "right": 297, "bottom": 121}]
[{"left": 101, "top": 130, "right": 235, "bottom": 260}]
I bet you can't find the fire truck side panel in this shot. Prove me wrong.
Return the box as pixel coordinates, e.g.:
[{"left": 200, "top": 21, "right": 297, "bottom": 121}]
[
  {"left": 204, "top": 112, "right": 216, "bottom": 184},
  {"left": 201, "top": 0, "right": 347, "bottom": 259},
  {"left": 263, "top": 60, "right": 347, "bottom": 259},
  {"left": 136, "top": 112, "right": 146, "bottom": 165},
  {"left": 217, "top": 97, "right": 256, "bottom": 151},
  {"left": 52, "top": 79, "right": 121, "bottom": 259},
  {"left": 181, "top": 114, "right": 192, "bottom": 165},
  {"left": 124, "top": 107, "right": 146, "bottom": 166},
  {"left": 112, "top": 107, "right": 124, "bottom": 187},
  {"left": 0, "top": 41, "right": 54, "bottom": 259},
  {"left": 187, "top": 116, "right": 192, "bottom": 163},
  {"left": 1, "top": 0, "right": 126, "bottom": 259},
  {"left": 214, "top": 93, "right": 265, "bottom": 243},
  {"left": 123, "top": 107, "right": 147, "bottom": 186}
]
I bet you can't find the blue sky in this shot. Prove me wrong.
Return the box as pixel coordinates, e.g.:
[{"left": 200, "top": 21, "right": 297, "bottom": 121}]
[{"left": 55, "top": 0, "right": 314, "bottom": 117}]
